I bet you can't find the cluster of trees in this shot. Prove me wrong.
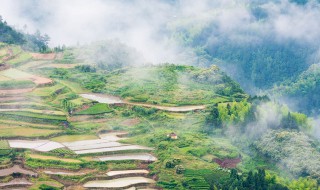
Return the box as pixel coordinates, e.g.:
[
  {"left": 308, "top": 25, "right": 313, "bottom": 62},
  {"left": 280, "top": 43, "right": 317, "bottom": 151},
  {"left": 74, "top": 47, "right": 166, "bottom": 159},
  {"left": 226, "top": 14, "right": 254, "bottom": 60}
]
[
  {"left": 280, "top": 112, "right": 299, "bottom": 129},
  {"left": 0, "top": 16, "right": 24, "bottom": 44},
  {"left": 205, "top": 99, "right": 310, "bottom": 133},
  {"left": 192, "top": 65, "right": 245, "bottom": 97},
  {"left": 205, "top": 101, "right": 253, "bottom": 133},
  {"left": 0, "top": 16, "right": 50, "bottom": 52},
  {"left": 81, "top": 74, "right": 106, "bottom": 92},
  {"left": 216, "top": 169, "right": 289, "bottom": 190},
  {"left": 204, "top": 40, "right": 312, "bottom": 89},
  {"left": 272, "top": 64, "right": 320, "bottom": 115},
  {"left": 75, "top": 65, "right": 96, "bottom": 73}
]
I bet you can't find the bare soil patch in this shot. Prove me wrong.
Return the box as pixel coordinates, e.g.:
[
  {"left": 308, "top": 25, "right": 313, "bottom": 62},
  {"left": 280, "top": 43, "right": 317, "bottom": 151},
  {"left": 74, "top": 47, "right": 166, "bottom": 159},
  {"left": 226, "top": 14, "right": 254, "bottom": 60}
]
[
  {"left": 27, "top": 75, "right": 53, "bottom": 85},
  {"left": 31, "top": 53, "right": 56, "bottom": 60},
  {"left": 213, "top": 157, "right": 241, "bottom": 168}
]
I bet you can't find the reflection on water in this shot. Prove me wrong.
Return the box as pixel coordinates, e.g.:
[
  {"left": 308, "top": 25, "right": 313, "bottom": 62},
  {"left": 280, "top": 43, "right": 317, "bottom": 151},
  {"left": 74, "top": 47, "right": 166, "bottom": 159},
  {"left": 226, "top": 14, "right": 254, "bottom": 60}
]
[
  {"left": 84, "top": 177, "right": 155, "bottom": 188},
  {"left": 80, "top": 93, "right": 123, "bottom": 104}
]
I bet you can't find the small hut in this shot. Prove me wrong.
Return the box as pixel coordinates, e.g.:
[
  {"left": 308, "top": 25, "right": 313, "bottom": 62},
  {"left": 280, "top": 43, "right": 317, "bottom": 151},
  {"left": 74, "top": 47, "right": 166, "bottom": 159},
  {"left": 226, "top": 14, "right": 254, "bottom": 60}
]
[{"left": 167, "top": 132, "right": 178, "bottom": 140}]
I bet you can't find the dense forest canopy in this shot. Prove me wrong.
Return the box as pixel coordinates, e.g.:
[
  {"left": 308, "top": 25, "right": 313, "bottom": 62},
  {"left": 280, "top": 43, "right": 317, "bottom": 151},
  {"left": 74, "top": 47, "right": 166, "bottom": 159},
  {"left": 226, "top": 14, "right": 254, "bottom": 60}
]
[{"left": 167, "top": 0, "right": 320, "bottom": 115}]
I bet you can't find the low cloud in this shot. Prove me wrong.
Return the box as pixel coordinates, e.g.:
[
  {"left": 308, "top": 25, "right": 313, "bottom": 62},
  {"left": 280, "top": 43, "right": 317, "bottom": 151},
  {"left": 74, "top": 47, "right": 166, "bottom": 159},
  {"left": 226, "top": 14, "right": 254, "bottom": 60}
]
[{"left": 1, "top": 0, "right": 320, "bottom": 64}]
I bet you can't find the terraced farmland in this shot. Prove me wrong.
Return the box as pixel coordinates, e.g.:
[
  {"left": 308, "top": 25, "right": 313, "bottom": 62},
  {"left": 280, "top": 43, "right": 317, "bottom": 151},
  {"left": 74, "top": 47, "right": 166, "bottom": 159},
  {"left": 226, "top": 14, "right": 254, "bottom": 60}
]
[
  {"left": 0, "top": 45, "right": 248, "bottom": 190},
  {"left": 83, "top": 177, "right": 156, "bottom": 189}
]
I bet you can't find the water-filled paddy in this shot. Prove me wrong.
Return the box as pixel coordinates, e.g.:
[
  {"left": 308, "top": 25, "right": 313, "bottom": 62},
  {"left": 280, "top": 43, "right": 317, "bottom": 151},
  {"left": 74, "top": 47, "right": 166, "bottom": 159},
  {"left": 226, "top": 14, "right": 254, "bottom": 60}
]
[
  {"left": 97, "top": 153, "right": 157, "bottom": 162},
  {"left": 83, "top": 177, "right": 155, "bottom": 188},
  {"left": 106, "top": 169, "right": 149, "bottom": 176}
]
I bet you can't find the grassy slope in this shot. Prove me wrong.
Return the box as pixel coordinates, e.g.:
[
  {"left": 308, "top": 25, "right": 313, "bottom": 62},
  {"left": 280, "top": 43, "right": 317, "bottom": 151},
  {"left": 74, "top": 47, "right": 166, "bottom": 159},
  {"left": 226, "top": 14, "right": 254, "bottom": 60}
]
[
  {"left": 103, "top": 65, "right": 246, "bottom": 106},
  {"left": 0, "top": 46, "right": 311, "bottom": 189}
]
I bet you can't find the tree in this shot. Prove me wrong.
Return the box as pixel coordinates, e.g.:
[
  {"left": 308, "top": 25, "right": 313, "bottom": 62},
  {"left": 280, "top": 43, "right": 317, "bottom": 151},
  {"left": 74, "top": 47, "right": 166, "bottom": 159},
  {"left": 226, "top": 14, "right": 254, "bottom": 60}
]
[
  {"left": 205, "top": 105, "right": 222, "bottom": 133},
  {"left": 281, "top": 112, "right": 299, "bottom": 129}
]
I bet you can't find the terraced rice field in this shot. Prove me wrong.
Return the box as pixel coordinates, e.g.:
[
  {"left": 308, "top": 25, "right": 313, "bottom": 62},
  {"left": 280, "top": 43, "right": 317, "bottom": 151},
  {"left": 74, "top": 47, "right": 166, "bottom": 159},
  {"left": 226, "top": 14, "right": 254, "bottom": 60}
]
[
  {"left": 83, "top": 177, "right": 155, "bottom": 188},
  {"left": 0, "top": 68, "right": 53, "bottom": 85},
  {"left": 67, "top": 141, "right": 125, "bottom": 151},
  {"left": 73, "top": 145, "right": 153, "bottom": 155},
  {"left": 0, "top": 96, "right": 27, "bottom": 102},
  {"left": 106, "top": 170, "right": 149, "bottom": 176},
  {"left": 0, "top": 127, "right": 61, "bottom": 137},
  {"left": 1, "top": 68, "right": 34, "bottom": 79},
  {"left": 0, "top": 120, "right": 59, "bottom": 129},
  {"left": 29, "top": 154, "right": 81, "bottom": 163},
  {"left": 99, "top": 132, "right": 128, "bottom": 141},
  {"left": 43, "top": 170, "right": 88, "bottom": 176},
  {"left": 0, "top": 88, "right": 34, "bottom": 95},
  {"left": 9, "top": 140, "right": 64, "bottom": 152},
  {"left": 0, "top": 165, "right": 36, "bottom": 177},
  {"left": 62, "top": 137, "right": 152, "bottom": 155},
  {"left": 0, "top": 111, "right": 67, "bottom": 121},
  {"left": 80, "top": 93, "right": 123, "bottom": 104},
  {"left": 31, "top": 83, "right": 65, "bottom": 97},
  {"left": 0, "top": 178, "right": 32, "bottom": 188},
  {"left": 38, "top": 63, "right": 78, "bottom": 69},
  {"left": 51, "top": 134, "right": 98, "bottom": 142},
  {"left": 96, "top": 153, "right": 157, "bottom": 162},
  {"left": 0, "top": 109, "right": 65, "bottom": 115}
]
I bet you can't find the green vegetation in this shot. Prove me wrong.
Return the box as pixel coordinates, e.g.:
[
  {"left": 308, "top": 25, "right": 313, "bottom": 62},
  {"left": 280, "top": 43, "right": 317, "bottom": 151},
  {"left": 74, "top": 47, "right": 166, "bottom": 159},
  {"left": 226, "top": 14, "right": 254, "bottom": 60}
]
[
  {"left": 0, "top": 17, "right": 25, "bottom": 44},
  {"left": 6, "top": 52, "right": 33, "bottom": 66},
  {"left": 272, "top": 64, "right": 320, "bottom": 115},
  {"left": 0, "top": 80, "right": 35, "bottom": 89},
  {"left": 75, "top": 103, "right": 112, "bottom": 115},
  {"left": 0, "top": 16, "right": 50, "bottom": 52},
  {"left": 0, "top": 126, "right": 62, "bottom": 137},
  {"left": 0, "top": 140, "right": 9, "bottom": 149},
  {"left": 100, "top": 64, "right": 245, "bottom": 105},
  {"left": 0, "top": 22, "right": 319, "bottom": 190}
]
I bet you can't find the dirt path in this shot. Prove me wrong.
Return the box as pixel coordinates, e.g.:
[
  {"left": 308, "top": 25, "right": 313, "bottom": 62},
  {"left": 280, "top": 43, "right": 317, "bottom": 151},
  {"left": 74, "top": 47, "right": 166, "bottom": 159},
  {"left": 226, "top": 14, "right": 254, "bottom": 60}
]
[{"left": 80, "top": 94, "right": 206, "bottom": 112}]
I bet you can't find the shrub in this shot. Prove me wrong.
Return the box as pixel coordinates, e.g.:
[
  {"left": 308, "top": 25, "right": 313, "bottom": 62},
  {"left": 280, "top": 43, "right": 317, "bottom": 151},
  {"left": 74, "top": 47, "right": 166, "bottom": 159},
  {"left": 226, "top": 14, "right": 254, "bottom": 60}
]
[
  {"left": 176, "top": 165, "right": 185, "bottom": 174},
  {"left": 39, "top": 184, "right": 60, "bottom": 190}
]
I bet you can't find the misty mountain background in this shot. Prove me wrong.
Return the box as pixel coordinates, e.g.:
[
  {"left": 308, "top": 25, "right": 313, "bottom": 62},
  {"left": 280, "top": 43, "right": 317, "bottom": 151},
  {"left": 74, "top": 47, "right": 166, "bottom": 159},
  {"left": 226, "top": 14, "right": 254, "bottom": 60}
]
[{"left": 1, "top": 0, "right": 320, "bottom": 115}]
